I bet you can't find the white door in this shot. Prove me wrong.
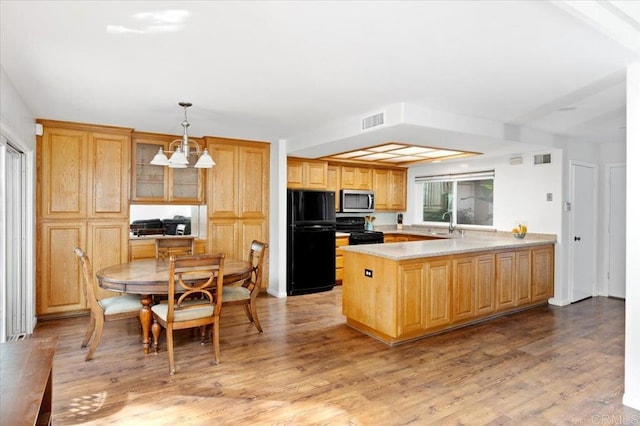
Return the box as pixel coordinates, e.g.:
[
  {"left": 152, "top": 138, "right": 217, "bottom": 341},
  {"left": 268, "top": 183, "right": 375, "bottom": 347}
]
[
  {"left": 570, "top": 161, "right": 597, "bottom": 303},
  {"left": 607, "top": 164, "right": 626, "bottom": 298}
]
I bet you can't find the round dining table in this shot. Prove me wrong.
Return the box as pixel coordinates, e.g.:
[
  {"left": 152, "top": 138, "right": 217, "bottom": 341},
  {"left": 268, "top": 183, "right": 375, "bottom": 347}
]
[{"left": 96, "top": 257, "right": 251, "bottom": 354}]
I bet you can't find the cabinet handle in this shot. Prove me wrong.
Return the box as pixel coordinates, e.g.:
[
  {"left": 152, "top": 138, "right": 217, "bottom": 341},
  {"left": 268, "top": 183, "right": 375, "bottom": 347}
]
[{"left": 574, "top": 236, "right": 581, "bottom": 241}]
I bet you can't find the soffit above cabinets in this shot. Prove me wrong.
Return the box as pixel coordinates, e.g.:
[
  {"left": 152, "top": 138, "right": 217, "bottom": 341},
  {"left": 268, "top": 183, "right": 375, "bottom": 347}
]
[{"left": 321, "top": 143, "right": 480, "bottom": 167}]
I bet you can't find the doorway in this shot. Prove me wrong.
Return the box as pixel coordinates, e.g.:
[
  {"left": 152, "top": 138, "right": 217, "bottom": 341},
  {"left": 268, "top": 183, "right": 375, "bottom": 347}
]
[
  {"left": 0, "top": 136, "right": 28, "bottom": 341},
  {"left": 569, "top": 161, "right": 598, "bottom": 303},
  {"left": 606, "top": 163, "right": 626, "bottom": 298}
]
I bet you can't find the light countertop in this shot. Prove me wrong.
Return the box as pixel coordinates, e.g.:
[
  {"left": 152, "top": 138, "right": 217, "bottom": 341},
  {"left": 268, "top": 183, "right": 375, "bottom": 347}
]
[{"left": 341, "top": 229, "right": 555, "bottom": 261}]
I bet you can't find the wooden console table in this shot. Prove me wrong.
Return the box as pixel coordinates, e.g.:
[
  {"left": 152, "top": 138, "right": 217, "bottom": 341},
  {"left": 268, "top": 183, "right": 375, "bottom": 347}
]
[{"left": 1, "top": 337, "right": 57, "bottom": 425}]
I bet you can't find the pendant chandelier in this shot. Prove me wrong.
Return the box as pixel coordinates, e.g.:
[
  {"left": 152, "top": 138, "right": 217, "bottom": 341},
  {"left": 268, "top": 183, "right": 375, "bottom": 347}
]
[{"left": 150, "top": 102, "right": 215, "bottom": 169}]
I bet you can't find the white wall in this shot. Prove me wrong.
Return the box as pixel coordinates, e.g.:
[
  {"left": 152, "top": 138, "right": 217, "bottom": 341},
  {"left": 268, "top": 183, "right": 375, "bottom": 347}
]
[
  {"left": 268, "top": 139, "right": 287, "bottom": 297},
  {"left": 406, "top": 151, "right": 563, "bottom": 234},
  {"left": 0, "top": 67, "right": 35, "bottom": 149}
]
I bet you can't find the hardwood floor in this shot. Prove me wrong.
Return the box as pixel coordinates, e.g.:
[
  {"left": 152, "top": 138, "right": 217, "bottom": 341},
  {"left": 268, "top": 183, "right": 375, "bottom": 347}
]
[{"left": 34, "top": 287, "right": 639, "bottom": 425}]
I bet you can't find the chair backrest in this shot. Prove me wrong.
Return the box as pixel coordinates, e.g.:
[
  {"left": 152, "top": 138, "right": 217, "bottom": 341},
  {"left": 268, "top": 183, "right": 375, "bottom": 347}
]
[
  {"left": 167, "top": 254, "right": 226, "bottom": 322},
  {"left": 73, "top": 247, "right": 102, "bottom": 314},
  {"left": 244, "top": 240, "right": 268, "bottom": 294},
  {"left": 156, "top": 237, "right": 195, "bottom": 260}
]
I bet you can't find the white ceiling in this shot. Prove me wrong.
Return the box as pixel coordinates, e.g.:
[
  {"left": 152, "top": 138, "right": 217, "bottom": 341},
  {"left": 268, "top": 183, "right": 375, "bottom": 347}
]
[{"left": 1, "top": 1, "right": 639, "bottom": 160}]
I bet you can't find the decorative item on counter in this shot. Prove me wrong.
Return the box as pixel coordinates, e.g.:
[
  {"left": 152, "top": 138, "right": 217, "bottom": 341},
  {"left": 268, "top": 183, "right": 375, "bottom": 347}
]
[
  {"left": 364, "top": 215, "right": 376, "bottom": 231},
  {"left": 397, "top": 213, "right": 403, "bottom": 230},
  {"left": 512, "top": 222, "right": 527, "bottom": 239}
]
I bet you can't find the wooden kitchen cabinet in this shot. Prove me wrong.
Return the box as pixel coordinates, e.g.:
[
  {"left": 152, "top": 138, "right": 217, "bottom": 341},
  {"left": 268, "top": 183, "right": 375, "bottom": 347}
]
[
  {"left": 38, "top": 122, "right": 131, "bottom": 219},
  {"left": 496, "top": 251, "right": 517, "bottom": 310},
  {"left": 340, "top": 165, "right": 372, "bottom": 190},
  {"left": 496, "top": 249, "right": 537, "bottom": 310},
  {"left": 206, "top": 137, "right": 270, "bottom": 289},
  {"left": 343, "top": 244, "right": 554, "bottom": 345},
  {"left": 37, "top": 220, "right": 131, "bottom": 316},
  {"left": 38, "top": 222, "right": 87, "bottom": 315},
  {"left": 398, "top": 262, "right": 427, "bottom": 335},
  {"left": 424, "top": 258, "right": 452, "bottom": 329},
  {"left": 516, "top": 250, "right": 532, "bottom": 305},
  {"left": 327, "top": 164, "right": 341, "bottom": 211},
  {"left": 531, "top": 245, "right": 554, "bottom": 301},
  {"left": 38, "top": 126, "right": 87, "bottom": 219},
  {"left": 372, "top": 168, "right": 407, "bottom": 211},
  {"left": 36, "top": 120, "right": 133, "bottom": 317},
  {"left": 131, "top": 131, "right": 205, "bottom": 204},
  {"left": 385, "top": 234, "right": 407, "bottom": 243},
  {"left": 129, "top": 238, "right": 206, "bottom": 261},
  {"left": 335, "top": 236, "right": 349, "bottom": 283},
  {"left": 287, "top": 158, "right": 328, "bottom": 189}
]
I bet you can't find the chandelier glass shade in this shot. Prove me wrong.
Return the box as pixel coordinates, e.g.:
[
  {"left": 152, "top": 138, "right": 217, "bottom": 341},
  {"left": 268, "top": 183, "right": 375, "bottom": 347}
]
[{"left": 150, "top": 102, "right": 215, "bottom": 169}]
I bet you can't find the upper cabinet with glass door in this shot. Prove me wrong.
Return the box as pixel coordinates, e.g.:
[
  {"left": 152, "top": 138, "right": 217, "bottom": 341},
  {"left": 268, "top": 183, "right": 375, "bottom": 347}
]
[{"left": 131, "top": 131, "right": 205, "bottom": 204}]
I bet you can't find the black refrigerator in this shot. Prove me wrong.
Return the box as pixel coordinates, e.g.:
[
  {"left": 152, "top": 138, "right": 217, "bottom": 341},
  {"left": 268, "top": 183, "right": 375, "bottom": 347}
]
[{"left": 287, "top": 189, "right": 336, "bottom": 296}]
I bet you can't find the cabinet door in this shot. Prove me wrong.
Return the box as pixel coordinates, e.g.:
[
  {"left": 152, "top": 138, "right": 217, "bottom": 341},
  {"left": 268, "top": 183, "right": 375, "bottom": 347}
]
[
  {"left": 38, "top": 222, "right": 87, "bottom": 315},
  {"left": 516, "top": 250, "right": 532, "bottom": 305},
  {"left": 208, "top": 219, "right": 239, "bottom": 259},
  {"left": 327, "top": 165, "right": 341, "bottom": 211},
  {"left": 532, "top": 246, "right": 554, "bottom": 301},
  {"left": 169, "top": 144, "right": 204, "bottom": 204},
  {"left": 452, "top": 257, "right": 475, "bottom": 321},
  {"left": 306, "top": 161, "right": 328, "bottom": 189},
  {"left": 39, "top": 128, "right": 87, "bottom": 219},
  {"left": 208, "top": 142, "right": 239, "bottom": 217},
  {"left": 238, "top": 219, "right": 267, "bottom": 258},
  {"left": 389, "top": 169, "right": 407, "bottom": 211},
  {"left": 287, "top": 159, "right": 327, "bottom": 189},
  {"left": 239, "top": 219, "right": 269, "bottom": 290},
  {"left": 131, "top": 139, "right": 167, "bottom": 202},
  {"left": 88, "top": 132, "right": 130, "bottom": 218},
  {"left": 399, "top": 263, "right": 426, "bottom": 334},
  {"left": 87, "top": 221, "right": 130, "bottom": 300},
  {"left": 129, "top": 239, "right": 156, "bottom": 261},
  {"left": 372, "top": 169, "right": 390, "bottom": 210},
  {"left": 341, "top": 166, "right": 372, "bottom": 190},
  {"left": 475, "top": 254, "right": 495, "bottom": 315},
  {"left": 425, "top": 259, "right": 451, "bottom": 329},
  {"left": 335, "top": 236, "right": 349, "bottom": 283},
  {"left": 239, "top": 144, "right": 269, "bottom": 218},
  {"left": 496, "top": 252, "right": 516, "bottom": 309},
  {"left": 286, "top": 160, "right": 305, "bottom": 188}
]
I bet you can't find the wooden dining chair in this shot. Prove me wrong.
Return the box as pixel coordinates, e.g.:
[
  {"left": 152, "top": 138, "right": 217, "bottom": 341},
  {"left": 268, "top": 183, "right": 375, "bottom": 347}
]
[
  {"left": 155, "top": 237, "right": 195, "bottom": 260},
  {"left": 222, "top": 240, "right": 268, "bottom": 333},
  {"left": 73, "top": 247, "right": 141, "bottom": 361},
  {"left": 151, "top": 253, "right": 225, "bottom": 375}
]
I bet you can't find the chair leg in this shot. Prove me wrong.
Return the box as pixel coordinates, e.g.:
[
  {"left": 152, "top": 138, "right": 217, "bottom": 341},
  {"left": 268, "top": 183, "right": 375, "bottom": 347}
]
[
  {"left": 249, "top": 301, "right": 263, "bottom": 333},
  {"left": 200, "top": 325, "right": 207, "bottom": 345},
  {"left": 81, "top": 314, "right": 96, "bottom": 348},
  {"left": 85, "top": 315, "right": 104, "bottom": 361},
  {"left": 167, "top": 327, "right": 175, "bottom": 375},
  {"left": 212, "top": 320, "right": 220, "bottom": 365}
]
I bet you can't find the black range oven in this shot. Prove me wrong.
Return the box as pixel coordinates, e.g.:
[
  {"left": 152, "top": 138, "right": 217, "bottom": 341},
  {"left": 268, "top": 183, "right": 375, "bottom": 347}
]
[{"left": 336, "top": 217, "right": 385, "bottom": 245}]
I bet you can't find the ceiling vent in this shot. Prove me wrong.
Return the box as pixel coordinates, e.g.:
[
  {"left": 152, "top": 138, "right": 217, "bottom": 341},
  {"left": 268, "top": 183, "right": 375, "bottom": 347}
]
[
  {"left": 534, "top": 153, "right": 551, "bottom": 165},
  {"left": 361, "top": 112, "right": 384, "bottom": 130}
]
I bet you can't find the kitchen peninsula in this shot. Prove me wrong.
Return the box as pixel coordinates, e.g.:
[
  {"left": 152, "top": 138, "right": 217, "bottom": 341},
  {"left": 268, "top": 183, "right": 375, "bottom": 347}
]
[{"left": 341, "top": 233, "right": 555, "bottom": 345}]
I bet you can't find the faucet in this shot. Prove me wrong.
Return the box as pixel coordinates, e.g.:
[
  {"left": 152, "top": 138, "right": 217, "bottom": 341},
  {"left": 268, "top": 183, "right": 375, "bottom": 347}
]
[{"left": 442, "top": 211, "right": 455, "bottom": 234}]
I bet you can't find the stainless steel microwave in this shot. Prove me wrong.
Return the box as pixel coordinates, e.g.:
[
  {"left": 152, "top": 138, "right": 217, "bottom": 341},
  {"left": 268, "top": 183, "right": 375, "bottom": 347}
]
[{"left": 339, "top": 189, "right": 375, "bottom": 213}]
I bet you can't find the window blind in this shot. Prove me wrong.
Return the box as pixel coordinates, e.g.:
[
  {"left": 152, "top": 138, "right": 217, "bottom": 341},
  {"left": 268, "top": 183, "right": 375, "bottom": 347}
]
[{"left": 415, "top": 170, "right": 494, "bottom": 183}]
